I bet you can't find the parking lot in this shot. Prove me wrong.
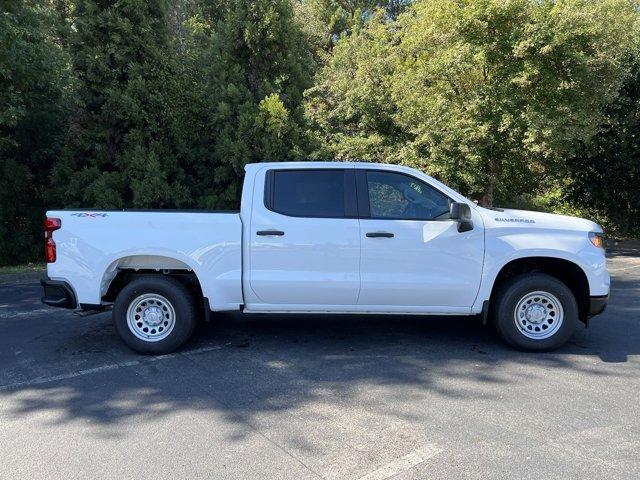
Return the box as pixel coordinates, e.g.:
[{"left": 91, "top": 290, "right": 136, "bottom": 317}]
[{"left": 1, "top": 252, "right": 639, "bottom": 480}]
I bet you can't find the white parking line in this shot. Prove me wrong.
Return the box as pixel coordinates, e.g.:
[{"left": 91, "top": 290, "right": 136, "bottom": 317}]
[
  {"left": 358, "top": 444, "right": 443, "bottom": 480},
  {"left": 0, "top": 308, "right": 55, "bottom": 319},
  {"left": 0, "top": 345, "right": 221, "bottom": 391}
]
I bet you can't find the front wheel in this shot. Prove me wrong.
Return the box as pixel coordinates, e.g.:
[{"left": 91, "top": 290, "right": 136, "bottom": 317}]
[
  {"left": 491, "top": 273, "right": 579, "bottom": 351},
  {"left": 113, "top": 275, "right": 198, "bottom": 354}
]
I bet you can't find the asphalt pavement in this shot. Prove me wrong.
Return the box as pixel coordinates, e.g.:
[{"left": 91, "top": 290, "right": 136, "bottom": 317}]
[{"left": 0, "top": 253, "right": 639, "bottom": 479}]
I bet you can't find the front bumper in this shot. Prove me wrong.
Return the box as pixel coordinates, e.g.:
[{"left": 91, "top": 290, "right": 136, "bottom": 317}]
[
  {"left": 41, "top": 277, "right": 77, "bottom": 309},
  {"left": 588, "top": 294, "right": 608, "bottom": 317}
]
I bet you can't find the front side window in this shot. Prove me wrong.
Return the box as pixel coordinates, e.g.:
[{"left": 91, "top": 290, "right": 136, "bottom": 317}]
[
  {"left": 269, "top": 170, "right": 347, "bottom": 218},
  {"left": 366, "top": 171, "right": 450, "bottom": 220}
]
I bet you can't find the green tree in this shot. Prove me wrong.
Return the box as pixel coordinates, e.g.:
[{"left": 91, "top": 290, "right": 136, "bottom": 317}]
[
  {"left": 565, "top": 62, "right": 640, "bottom": 236},
  {"left": 305, "top": 12, "right": 404, "bottom": 161},
  {"left": 175, "top": 0, "right": 315, "bottom": 208},
  {"left": 0, "top": 0, "right": 70, "bottom": 265},
  {"left": 309, "top": 0, "right": 639, "bottom": 206},
  {"left": 294, "top": 0, "right": 410, "bottom": 53},
  {"left": 51, "top": 0, "right": 190, "bottom": 209},
  {"left": 402, "top": 0, "right": 639, "bottom": 205}
]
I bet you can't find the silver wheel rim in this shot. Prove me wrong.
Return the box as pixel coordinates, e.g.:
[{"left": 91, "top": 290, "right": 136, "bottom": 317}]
[
  {"left": 513, "top": 290, "right": 564, "bottom": 340},
  {"left": 126, "top": 293, "right": 176, "bottom": 342}
]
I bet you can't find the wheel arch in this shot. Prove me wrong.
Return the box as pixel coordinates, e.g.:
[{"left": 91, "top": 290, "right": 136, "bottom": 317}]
[
  {"left": 100, "top": 255, "right": 205, "bottom": 307},
  {"left": 488, "top": 256, "right": 591, "bottom": 322}
]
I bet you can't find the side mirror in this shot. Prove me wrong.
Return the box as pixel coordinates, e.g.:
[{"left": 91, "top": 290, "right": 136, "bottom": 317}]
[{"left": 450, "top": 202, "right": 473, "bottom": 233}]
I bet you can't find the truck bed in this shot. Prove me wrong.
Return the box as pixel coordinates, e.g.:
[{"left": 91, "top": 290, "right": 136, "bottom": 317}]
[{"left": 46, "top": 210, "right": 243, "bottom": 311}]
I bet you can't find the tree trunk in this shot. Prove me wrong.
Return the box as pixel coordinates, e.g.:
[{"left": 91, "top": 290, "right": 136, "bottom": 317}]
[{"left": 482, "top": 158, "right": 499, "bottom": 206}]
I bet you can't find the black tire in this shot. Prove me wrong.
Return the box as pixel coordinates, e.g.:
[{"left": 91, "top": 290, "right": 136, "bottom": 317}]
[
  {"left": 491, "top": 273, "right": 579, "bottom": 351},
  {"left": 113, "top": 275, "right": 198, "bottom": 354}
]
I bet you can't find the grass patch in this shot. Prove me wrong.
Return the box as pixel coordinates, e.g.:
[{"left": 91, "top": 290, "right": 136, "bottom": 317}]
[{"left": 0, "top": 263, "right": 46, "bottom": 275}]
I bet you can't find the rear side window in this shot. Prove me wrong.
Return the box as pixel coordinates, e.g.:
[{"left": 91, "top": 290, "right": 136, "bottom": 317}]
[{"left": 267, "top": 170, "right": 350, "bottom": 218}]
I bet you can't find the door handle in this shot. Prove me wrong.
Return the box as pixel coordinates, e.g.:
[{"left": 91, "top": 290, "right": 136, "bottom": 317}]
[
  {"left": 257, "top": 230, "right": 285, "bottom": 236},
  {"left": 366, "top": 232, "right": 394, "bottom": 238}
]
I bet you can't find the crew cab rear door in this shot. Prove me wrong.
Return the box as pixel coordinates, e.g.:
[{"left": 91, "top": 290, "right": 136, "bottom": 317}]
[
  {"left": 356, "top": 169, "right": 484, "bottom": 312},
  {"left": 245, "top": 167, "right": 360, "bottom": 309}
]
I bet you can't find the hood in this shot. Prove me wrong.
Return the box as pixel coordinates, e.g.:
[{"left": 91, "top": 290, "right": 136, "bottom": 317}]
[{"left": 478, "top": 207, "right": 602, "bottom": 233}]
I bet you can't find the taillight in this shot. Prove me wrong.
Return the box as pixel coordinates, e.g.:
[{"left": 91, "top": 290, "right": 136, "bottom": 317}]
[{"left": 44, "top": 217, "right": 61, "bottom": 263}]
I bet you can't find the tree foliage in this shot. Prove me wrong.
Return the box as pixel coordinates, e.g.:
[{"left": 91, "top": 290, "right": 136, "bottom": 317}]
[
  {"left": 565, "top": 62, "right": 640, "bottom": 236},
  {"left": 0, "top": 0, "right": 70, "bottom": 263},
  {"left": 293, "top": 0, "right": 410, "bottom": 53},
  {"left": 51, "top": 0, "right": 314, "bottom": 211},
  {"left": 177, "top": 0, "right": 314, "bottom": 208},
  {"left": 309, "top": 0, "right": 639, "bottom": 205},
  {"left": 51, "top": 0, "right": 191, "bottom": 209},
  {"left": 306, "top": 12, "right": 404, "bottom": 162}
]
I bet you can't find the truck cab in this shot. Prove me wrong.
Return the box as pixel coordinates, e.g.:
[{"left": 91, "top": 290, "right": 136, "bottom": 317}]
[
  {"left": 41, "top": 162, "right": 609, "bottom": 354},
  {"left": 243, "top": 163, "right": 484, "bottom": 313}
]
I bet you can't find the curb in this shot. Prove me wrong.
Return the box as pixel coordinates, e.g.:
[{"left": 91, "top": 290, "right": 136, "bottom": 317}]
[
  {"left": 607, "top": 249, "right": 640, "bottom": 258},
  {"left": 606, "top": 238, "right": 640, "bottom": 255},
  {"left": 0, "top": 271, "right": 45, "bottom": 287}
]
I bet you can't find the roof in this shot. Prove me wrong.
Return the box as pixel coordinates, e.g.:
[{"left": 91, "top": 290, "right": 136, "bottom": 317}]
[{"left": 244, "top": 161, "right": 415, "bottom": 172}]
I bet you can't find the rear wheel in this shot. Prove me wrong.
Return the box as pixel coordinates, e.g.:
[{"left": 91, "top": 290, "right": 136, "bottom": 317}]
[
  {"left": 113, "top": 275, "right": 197, "bottom": 354},
  {"left": 492, "top": 273, "right": 579, "bottom": 351}
]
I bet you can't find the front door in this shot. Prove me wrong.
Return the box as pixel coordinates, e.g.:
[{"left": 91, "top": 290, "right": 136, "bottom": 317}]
[
  {"left": 357, "top": 169, "right": 484, "bottom": 312},
  {"left": 248, "top": 168, "right": 361, "bottom": 308}
]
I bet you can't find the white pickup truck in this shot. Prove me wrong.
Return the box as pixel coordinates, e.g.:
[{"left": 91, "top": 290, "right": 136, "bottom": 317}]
[{"left": 41, "top": 162, "right": 609, "bottom": 354}]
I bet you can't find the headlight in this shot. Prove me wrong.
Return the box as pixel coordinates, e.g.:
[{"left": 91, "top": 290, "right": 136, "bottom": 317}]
[{"left": 589, "top": 231, "right": 604, "bottom": 249}]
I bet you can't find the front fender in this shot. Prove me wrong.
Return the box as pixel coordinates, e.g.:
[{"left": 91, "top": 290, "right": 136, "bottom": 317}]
[{"left": 473, "top": 231, "right": 609, "bottom": 312}]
